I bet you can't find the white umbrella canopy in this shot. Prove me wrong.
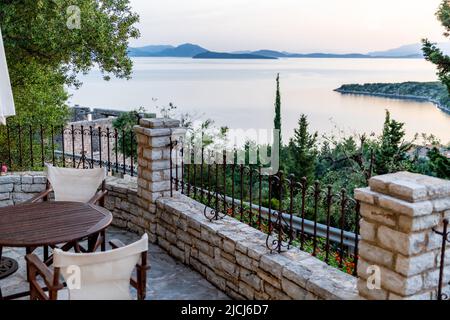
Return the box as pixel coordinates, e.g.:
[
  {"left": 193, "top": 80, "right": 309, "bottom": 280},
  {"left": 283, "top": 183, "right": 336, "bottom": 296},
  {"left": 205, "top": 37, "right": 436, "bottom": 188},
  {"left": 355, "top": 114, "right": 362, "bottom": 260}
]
[{"left": 0, "top": 26, "right": 15, "bottom": 125}]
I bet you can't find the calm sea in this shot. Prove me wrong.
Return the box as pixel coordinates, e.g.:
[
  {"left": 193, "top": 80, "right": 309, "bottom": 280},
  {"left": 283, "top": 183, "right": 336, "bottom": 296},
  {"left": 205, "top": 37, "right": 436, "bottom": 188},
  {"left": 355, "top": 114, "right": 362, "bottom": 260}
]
[{"left": 69, "top": 57, "right": 450, "bottom": 144}]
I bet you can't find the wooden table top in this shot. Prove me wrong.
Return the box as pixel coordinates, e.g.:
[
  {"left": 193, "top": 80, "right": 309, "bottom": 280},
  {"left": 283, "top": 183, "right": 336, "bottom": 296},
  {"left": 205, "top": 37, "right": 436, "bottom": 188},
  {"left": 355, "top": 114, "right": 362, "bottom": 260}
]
[{"left": 0, "top": 202, "right": 113, "bottom": 247}]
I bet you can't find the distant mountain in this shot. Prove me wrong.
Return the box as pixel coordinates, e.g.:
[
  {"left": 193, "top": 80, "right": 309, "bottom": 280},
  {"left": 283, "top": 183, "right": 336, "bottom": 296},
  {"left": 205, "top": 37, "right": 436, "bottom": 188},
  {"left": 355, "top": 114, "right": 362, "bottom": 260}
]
[
  {"left": 155, "top": 43, "right": 208, "bottom": 57},
  {"left": 193, "top": 51, "right": 277, "bottom": 60},
  {"left": 250, "top": 50, "right": 289, "bottom": 58},
  {"left": 249, "top": 50, "right": 392, "bottom": 59},
  {"left": 128, "top": 43, "right": 432, "bottom": 59},
  {"left": 129, "top": 43, "right": 207, "bottom": 57},
  {"left": 368, "top": 42, "right": 450, "bottom": 58},
  {"left": 231, "top": 50, "right": 253, "bottom": 54},
  {"left": 128, "top": 45, "right": 174, "bottom": 57}
]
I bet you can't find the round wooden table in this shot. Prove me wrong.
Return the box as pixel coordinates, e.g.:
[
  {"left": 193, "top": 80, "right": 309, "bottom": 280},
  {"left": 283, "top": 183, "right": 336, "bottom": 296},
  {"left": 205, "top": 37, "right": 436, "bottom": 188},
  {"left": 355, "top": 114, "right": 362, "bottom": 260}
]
[
  {"left": 0, "top": 202, "right": 112, "bottom": 248},
  {"left": 0, "top": 201, "right": 113, "bottom": 299}
]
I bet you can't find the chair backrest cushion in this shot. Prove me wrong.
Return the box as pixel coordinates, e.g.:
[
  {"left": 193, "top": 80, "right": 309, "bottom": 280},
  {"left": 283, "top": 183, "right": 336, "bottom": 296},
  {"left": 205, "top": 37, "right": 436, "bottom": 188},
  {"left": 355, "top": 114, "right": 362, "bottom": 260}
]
[
  {"left": 53, "top": 234, "right": 148, "bottom": 300},
  {"left": 46, "top": 164, "right": 106, "bottom": 202}
]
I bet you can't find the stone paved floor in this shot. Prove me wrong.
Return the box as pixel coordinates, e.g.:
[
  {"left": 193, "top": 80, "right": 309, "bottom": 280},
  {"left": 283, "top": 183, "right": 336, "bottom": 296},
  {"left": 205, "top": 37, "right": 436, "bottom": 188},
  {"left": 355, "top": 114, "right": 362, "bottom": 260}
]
[{"left": 0, "top": 227, "right": 229, "bottom": 300}]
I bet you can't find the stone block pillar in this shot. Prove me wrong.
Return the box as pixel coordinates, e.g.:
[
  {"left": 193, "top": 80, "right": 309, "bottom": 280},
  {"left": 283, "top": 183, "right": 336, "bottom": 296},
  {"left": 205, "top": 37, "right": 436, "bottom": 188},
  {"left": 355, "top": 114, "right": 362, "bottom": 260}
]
[
  {"left": 134, "top": 118, "right": 186, "bottom": 243},
  {"left": 355, "top": 171, "right": 450, "bottom": 300}
]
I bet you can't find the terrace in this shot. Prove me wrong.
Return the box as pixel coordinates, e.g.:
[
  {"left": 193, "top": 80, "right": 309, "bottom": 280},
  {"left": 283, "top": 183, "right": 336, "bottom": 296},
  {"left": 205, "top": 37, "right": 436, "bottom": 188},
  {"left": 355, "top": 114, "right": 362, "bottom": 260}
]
[{"left": 0, "top": 117, "right": 449, "bottom": 300}]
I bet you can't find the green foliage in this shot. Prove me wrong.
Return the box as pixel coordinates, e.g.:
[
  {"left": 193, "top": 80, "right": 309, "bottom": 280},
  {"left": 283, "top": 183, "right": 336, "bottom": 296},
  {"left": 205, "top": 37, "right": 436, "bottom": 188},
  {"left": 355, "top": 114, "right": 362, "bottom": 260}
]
[
  {"left": 427, "top": 147, "right": 450, "bottom": 179},
  {"left": 423, "top": 1, "right": 450, "bottom": 97},
  {"left": 279, "top": 110, "right": 449, "bottom": 197},
  {"left": 286, "top": 114, "right": 318, "bottom": 183},
  {"left": 261, "top": 198, "right": 280, "bottom": 210},
  {"left": 375, "top": 110, "right": 412, "bottom": 175},
  {"left": 0, "top": 0, "right": 139, "bottom": 126}
]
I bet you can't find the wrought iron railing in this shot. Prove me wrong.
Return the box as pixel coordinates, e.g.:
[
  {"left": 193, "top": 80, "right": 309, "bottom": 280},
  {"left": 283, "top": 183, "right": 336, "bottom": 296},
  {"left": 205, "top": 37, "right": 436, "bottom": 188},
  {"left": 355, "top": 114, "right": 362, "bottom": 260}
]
[
  {"left": 169, "top": 140, "right": 361, "bottom": 276},
  {"left": 433, "top": 219, "right": 449, "bottom": 300},
  {"left": 0, "top": 124, "right": 137, "bottom": 176}
]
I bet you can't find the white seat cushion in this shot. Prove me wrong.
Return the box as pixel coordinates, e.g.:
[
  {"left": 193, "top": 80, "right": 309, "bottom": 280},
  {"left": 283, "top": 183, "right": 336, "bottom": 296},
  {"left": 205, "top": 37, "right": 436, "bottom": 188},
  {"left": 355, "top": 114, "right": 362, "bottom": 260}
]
[
  {"left": 53, "top": 234, "right": 148, "bottom": 300},
  {"left": 45, "top": 164, "right": 106, "bottom": 202}
]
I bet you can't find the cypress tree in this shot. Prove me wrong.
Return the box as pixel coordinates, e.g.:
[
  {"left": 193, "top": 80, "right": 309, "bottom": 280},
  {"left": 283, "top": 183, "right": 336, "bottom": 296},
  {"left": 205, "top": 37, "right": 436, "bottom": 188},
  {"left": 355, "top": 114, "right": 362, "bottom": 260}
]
[
  {"left": 270, "top": 73, "right": 283, "bottom": 201},
  {"left": 375, "top": 111, "right": 409, "bottom": 175},
  {"left": 288, "top": 114, "right": 318, "bottom": 182},
  {"left": 274, "top": 73, "right": 282, "bottom": 149}
]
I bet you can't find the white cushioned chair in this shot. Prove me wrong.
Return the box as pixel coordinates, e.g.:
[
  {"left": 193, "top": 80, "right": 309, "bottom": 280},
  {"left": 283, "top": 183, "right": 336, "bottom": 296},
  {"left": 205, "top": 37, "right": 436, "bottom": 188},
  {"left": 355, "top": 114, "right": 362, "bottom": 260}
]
[
  {"left": 25, "top": 234, "right": 149, "bottom": 300},
  {"left": 30, "top": 164, "right": 107, "bottom": 204},
  {"left": 28, "top": 164, "right": 109, "bottom": 260}
]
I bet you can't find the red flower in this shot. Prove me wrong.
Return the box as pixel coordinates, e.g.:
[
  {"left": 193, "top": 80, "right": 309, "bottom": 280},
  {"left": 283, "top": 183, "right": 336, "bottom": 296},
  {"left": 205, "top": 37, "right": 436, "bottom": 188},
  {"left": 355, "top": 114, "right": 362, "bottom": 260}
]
[{"left": 334, "top": 253, "right": 342, "bottom": 263}]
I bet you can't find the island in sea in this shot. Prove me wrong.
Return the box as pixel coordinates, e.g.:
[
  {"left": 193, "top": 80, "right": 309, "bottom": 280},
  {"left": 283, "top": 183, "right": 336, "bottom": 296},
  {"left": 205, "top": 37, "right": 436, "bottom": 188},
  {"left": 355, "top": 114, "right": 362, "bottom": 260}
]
[
  {"left": 193, "top": 51, "right": 277, "bottom": 59},
  {"left": 335, "top": 82, "right": 450, "bottom": 114}
]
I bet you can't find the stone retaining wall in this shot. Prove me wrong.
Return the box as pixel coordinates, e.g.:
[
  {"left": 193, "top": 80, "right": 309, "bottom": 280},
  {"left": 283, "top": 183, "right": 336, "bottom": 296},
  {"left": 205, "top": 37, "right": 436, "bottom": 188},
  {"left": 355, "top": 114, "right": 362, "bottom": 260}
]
[
  {"left": 154, "top": 194, "right": 360, "bottom": 300},
  {"left": 103, "top": 176, "right": 150, "bottom": 234},
  {"left": 0, "top": 172, "right": 48, "bottom": 207}
]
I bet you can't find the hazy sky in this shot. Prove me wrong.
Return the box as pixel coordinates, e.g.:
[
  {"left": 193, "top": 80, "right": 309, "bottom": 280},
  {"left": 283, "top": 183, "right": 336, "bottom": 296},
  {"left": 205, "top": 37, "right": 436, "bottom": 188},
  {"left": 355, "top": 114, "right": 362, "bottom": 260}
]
[{"left": 129, "top": 0, "right": 447, "bottom": 53}]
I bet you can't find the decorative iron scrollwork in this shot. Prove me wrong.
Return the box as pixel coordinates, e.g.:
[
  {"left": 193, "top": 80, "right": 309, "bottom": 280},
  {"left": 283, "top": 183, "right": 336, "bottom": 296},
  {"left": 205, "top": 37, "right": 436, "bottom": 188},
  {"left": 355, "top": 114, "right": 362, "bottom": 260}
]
[
  {"left": 204, "top": 193, "right": 228, "bottom": 221},
  {"left": 204, "top": 206, "right": 227, "bottom": 222},
  {"left": 265, "top": 172, "right": 292, "bottom": 253},
  {"left": 266, "top": 213, "right": 291, "bottom": 253}
]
